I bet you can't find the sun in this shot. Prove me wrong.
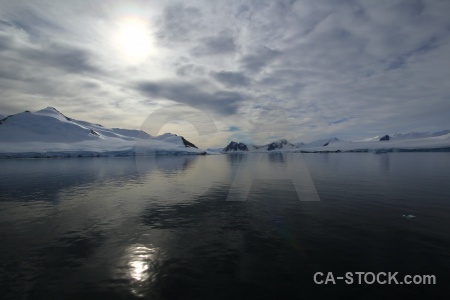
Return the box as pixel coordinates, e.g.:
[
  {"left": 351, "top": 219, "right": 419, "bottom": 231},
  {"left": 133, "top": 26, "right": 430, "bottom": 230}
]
[{"left": 115, "top": 17, "right": 152, "bottom": 64}]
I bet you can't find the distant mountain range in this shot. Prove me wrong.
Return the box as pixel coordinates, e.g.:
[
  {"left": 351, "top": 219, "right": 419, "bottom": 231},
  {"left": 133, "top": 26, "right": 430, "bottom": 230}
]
[
  {"left": 0, "top": 107, "right": 202, "bottom": 158},
  {"left": 223, "top": 139, "right": 298, "bottom": 152},
  {"left": 221, "top": 131, "right": 450, "bottom": 153},
  {"left": 1, "top": 107, "right": 449, "bottom": 157}
]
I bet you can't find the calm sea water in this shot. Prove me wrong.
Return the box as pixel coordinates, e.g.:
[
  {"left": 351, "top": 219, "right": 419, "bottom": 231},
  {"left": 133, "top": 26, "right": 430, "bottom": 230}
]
[{"left": 0, "top": 153, "right": 449, "bottom": 299}]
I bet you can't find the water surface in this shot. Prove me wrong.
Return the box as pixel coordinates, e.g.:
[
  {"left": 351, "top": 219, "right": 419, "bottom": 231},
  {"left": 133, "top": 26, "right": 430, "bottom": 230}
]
[{"left": 0, "top": 153, "right": 449, "bottom": 299}]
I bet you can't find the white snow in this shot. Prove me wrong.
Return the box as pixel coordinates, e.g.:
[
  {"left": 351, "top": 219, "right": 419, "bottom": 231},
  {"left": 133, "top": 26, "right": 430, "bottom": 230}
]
[
  {"left": 0, "top": 107, "right": 204, "bottom": 158},
  {"left": 223, "top": 132, "right": 450, "bottom": 154},
  {"left": 2, "top": 107, "right": 449, "bottom": 157},
  {"left": 224, "top": 139, "right": 298, "bottom": 153},
  {"left": 392, "top": 130, "right": 450, "bottom": 140},
  {"left": 302, "top": 137, "right": 340, "bottom": 148},
  {"left": 299, "top": 133, "right": 450, "bottom": 152},
  {"left": 353, "top": 136, "right": 380, "bottom": 142}
]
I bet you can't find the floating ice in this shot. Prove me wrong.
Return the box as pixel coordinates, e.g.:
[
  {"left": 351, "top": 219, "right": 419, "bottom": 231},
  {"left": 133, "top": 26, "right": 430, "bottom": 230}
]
[{"left": 402, "top": 214, "right": 416, "bottom": 219}]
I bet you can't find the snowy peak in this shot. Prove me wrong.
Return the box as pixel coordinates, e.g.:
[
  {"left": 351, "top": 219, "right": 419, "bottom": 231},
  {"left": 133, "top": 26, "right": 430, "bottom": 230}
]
[
  {"left": 223, "top": 141, "right": 249, "bottom": 152},
  {"left": 0, "top": 114, "right": 8, "bottom": 125},
  {"left": 0, "top": 107, "right": 206, "bottom": 157},
  {"left": 223, "top": 139, "right": 298, "bottom": 152},
  {"left": 181, "top": 136, "right": 198, "bottom": 148},
  {"left": 0, "top": 109, "right": 101, "bottom": 142},
  {"left": 221, "top": 131, "right": 450, "bottom": 154},
  {"left": 391, "top": 130, "right": 450, "bottom": 140},
  {"left": 35, "top": 107, "right": 72, "bottom": 122},
  {"left": 153, "top": 133, "right": 198, "bottom": 148},
  {"left": 267, "top": 139, "right": 296, "bottom": 150},
  {"left": 298, "top": 132, "right": 450, "bottom": 152},
  {"left": 353, "top": 131, "right": 450, "bottom": 143},
  {"left": 302, "top": 137, "right": 340, "bottom": 148},
  {"left": 0, "top": 108, "right": 198, "bottom": 150}
]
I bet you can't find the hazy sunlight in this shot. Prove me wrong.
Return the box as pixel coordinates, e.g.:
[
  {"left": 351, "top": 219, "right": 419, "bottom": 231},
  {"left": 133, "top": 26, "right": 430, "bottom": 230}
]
[{"left": 115, "top": 17, "right": 152, "bottom": 64}]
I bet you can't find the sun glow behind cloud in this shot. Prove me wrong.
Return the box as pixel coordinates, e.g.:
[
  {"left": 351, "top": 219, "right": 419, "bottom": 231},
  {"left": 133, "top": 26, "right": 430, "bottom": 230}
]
[{"left": 113, "top": 17, "right": 154, "bottom": 64}]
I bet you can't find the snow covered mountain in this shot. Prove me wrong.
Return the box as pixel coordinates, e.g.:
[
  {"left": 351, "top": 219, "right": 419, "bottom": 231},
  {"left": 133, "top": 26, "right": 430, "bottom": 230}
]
[
  {"left": 299, "top": 132, "right": 450, "bottom": 153},
  {"left": 301, "top": 137, "right": 340, "bottom": 148},
  {"left": 0, "top": 107, "right": 151, "bottom": 142},
  {"left": 266, "top": 139, "right": 297, "bottom": 151},
  {"left": 223, "top": 139, "right": 298, "bottom": 152},
  {"left": 2, "top": 107, "right": 449, "bottom": 157},
  {"left": 222, "top": 138, "right": 342, "bottom": 152},
  {"left": 223, "top": 141, "right": 249, "bottom": 152},
  {"left": 0, "top": 107, "right": 203, "bottom": 158},
  {"left": 391, "top": 130, "right": 450, "bottom": 140},
  {"left": 152, "top": 133, "right": 198, "bottom": 148},
  {"left": 222, "top": 131, "right": 450, "bottom": 153}
]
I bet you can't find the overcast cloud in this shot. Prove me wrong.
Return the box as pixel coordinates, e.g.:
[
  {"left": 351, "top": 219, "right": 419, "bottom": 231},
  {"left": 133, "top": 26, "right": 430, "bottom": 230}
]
[{"left": 0, "top": 0, "right": 449, "bottom": 147}]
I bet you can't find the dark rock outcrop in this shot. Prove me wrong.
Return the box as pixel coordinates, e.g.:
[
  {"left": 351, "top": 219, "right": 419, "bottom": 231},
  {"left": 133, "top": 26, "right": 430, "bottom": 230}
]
[
  {"left": 48, "top": 107, "right": 72, "bottom": 121},
  {"left": 223, "top": 141, "right": 249, "bottom": 152},
  {"left": 379, "top": 135, "right": 390, "bottom": 141},
  {"left": 323, "top": 138, "right": 339, "bottom": 147},
  {"left": 267, "top": 139, "right": 292, "bottom": 150},
  {"left": 90, "top": 129, "right": 100, "bottom": 136},
  {"left": 181, "top": 136, "right": 198, "bottom": 148}
]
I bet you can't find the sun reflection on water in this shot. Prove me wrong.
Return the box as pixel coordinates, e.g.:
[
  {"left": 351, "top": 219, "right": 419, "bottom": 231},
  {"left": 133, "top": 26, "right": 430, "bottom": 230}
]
[
  {"left": 125, "top": 244, "right": 159, "bottom": 297},
  {"left": 130, "top": 260, "right": 149, "bottom": 281}
]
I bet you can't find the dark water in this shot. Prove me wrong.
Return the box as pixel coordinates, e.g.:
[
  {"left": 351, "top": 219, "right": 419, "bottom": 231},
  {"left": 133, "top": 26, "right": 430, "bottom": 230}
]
[{"left": 0, "top": 153, "right": 449, "bottom": 299}]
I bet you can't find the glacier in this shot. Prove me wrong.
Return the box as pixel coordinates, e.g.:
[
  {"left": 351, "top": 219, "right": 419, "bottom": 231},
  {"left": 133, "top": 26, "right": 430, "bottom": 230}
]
[
  {"left": 222, "top": 133, "right": 450, "bottom": 153},
  {"left": 2, "top": 107, "right": 449, "bottom": 158},
  {"left": 0, "top": 107, "right": 204, "bottom": 158}
]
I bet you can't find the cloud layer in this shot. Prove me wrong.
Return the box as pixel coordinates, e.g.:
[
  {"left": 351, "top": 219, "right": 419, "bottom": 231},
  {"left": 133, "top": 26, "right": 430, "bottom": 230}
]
[{"left": 1, "top": 0, "right": 450, "bottom": 147}]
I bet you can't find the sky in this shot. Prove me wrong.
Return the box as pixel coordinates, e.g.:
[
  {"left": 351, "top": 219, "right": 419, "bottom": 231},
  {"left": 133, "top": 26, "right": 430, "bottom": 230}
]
[{"left": 0, "top": 0, "right": 449, "bottom": 147}]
